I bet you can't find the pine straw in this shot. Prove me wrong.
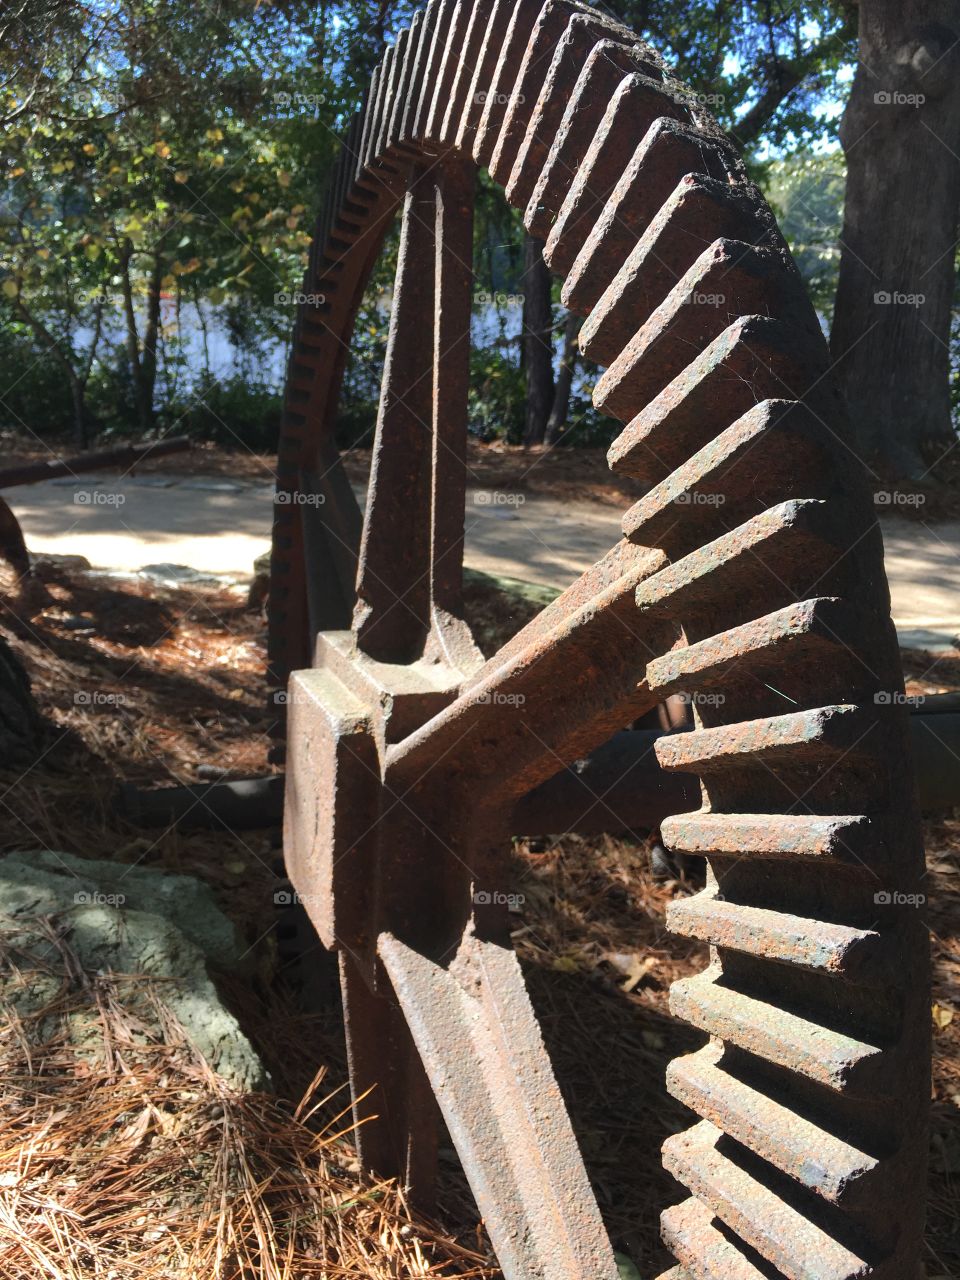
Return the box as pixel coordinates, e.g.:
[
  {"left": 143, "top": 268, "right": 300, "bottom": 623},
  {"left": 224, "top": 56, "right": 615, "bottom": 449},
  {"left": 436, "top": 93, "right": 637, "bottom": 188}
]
[{"left": 0, "top": 916, "right": 496, "bottom": 1280}]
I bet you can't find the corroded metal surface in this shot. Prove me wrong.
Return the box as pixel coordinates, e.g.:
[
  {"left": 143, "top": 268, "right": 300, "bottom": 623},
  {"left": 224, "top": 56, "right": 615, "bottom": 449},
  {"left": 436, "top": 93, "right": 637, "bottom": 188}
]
[{"left": 270, "top": 5, "right": 929, "bottom": 1278}]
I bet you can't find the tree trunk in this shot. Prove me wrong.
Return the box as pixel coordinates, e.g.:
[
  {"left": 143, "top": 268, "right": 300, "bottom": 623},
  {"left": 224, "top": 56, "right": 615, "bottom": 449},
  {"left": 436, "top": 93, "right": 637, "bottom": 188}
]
[
  {"left": 0, "top": 634, "right": 44, "bottom": 764},
  {"left": 69, "top": 379, "right": 87, "bottom": 449},
  {"left": 119, "top": 243, "right": 165, "bottom": 434},
  {"left": 830, "top": 1, "right": 960, "bottom": 478},
  {"left": 140, "top": 249, "right": 165, "bottom": 431},
  {"left": 521, "top": 234, "right": 555, "bottom": 446},
  {"left": 119, "top": 249, "right": 149, "bottom": 432},
  {"left": 545, "top": 313, "right": 580, "bottom": 444}
]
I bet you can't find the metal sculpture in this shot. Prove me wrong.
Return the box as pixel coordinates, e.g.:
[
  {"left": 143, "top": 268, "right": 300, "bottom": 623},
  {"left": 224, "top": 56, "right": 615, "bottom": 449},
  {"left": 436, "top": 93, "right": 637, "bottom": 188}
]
[{"left": 269, "top": 4, "right": 929, "bottom": 1277}]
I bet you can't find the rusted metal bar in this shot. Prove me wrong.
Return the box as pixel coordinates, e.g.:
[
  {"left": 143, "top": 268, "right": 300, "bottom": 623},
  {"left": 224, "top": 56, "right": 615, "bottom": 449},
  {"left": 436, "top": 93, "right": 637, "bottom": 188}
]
[
  {"left": 115, "top": 705, "right": 960, "bottom": 834},
  {"left": 0, "top": 436, "right": 191, "bottom": 488},
  {"left": 428, "top": 161, "right": 484, "bottom": 674},
  {"left": 385, "top": 540, "right": 677, "bottom": 803},
  {"left": 380, "top": 931, "right": 621, "bottom": 1280},
  {"left": 353, "top": 170, "right": 437, "bottom": 662},
  {"left": 115, "top": 776, "right": 285, "bottom": 830}
]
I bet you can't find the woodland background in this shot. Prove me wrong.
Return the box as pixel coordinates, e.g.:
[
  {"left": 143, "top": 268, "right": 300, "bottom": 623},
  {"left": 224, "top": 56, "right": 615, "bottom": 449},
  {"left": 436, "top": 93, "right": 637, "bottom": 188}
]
[{"left": 0, "top": 0, "right": 958, "bottom": 480}]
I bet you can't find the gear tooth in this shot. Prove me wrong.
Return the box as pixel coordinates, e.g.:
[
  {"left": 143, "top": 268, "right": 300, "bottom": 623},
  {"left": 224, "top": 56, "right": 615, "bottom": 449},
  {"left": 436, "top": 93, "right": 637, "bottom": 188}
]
[
  {"left": 561, "top": 120, "right": 734, "bottom": 313},
  {"left": 505, "top": 29, "right": 646, "bottom": 214},
  {"left": 663, "top": 1123, "right": 877, "bottom": 1280},
  {"left": 661, "top": 1198, "right": 772, "bottom": 1280},
  {"left": 472, "top": 0, "right": 545, "bottom": 167},
  {"left": 539, "top": 72, "right": 689, "bottom": 261}
]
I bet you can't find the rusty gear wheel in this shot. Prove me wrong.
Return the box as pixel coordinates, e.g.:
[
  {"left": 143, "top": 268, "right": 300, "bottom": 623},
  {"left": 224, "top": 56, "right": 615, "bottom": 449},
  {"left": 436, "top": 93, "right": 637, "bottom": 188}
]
[{"left": 268, "top": 5, "right": 930, "bottom": 1278}]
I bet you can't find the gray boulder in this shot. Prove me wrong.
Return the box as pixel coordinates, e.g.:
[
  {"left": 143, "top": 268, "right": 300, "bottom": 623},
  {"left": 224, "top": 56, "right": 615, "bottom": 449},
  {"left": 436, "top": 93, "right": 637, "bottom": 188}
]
[{"left": 0, "top": 850, "right": 265, "bottom": 1091}]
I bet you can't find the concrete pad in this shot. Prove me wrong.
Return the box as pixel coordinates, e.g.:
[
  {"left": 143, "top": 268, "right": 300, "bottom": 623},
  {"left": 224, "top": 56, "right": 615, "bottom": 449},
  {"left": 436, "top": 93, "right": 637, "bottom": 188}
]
[
  {"left": 7, "top": 472, "right": 959, "bottom": 653},
  {"left": 8, "top": 472, "right": 275, "bottom": 578}
]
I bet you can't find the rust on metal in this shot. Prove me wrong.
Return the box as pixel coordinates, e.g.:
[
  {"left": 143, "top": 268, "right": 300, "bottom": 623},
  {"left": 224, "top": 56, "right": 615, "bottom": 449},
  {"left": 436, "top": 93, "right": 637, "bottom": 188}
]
[{"left": 271, "top": 4, "right": 930, "bottom": 1278}]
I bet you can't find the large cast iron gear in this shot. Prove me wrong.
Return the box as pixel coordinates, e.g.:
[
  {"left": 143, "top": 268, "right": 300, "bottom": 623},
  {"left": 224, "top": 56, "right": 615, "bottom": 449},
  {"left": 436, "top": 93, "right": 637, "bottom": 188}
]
[{"left": 268, "top": 4, "right": 930, "bottom": 1278}]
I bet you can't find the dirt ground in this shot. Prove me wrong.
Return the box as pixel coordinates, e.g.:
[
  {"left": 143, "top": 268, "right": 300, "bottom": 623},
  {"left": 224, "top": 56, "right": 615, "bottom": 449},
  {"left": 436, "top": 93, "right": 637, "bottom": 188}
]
[{"left": 0, "top": 559, "right": 957, "bottom": 1277}]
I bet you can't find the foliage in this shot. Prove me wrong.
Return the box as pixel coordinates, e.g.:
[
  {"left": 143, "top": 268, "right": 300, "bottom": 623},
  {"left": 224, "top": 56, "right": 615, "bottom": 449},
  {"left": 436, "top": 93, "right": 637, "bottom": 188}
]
[
  {"left": 469, "top": 345, "right": 526, "bottom": 444},
  {"left": 606, "top": 0, "right": 856, "bottom": 156},
  {"left": 765, "top": 149, "right": 846, "bottom": 322},
  {"left": 174, "top": 374, "right": 284, "bottom": 453},
  {"left": 0, "top": 320, "right": 75, "bottom": 432},
  {"left": 0, "top": 0, "right": 934, "bottom": 455},
  {"left": 0, "top": 0, "right": 334, "bottom": 436}
]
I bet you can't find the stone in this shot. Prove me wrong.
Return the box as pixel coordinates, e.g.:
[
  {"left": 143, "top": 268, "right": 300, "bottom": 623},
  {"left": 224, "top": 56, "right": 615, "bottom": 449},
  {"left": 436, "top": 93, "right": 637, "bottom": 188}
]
[{"left": 0, "top": 850, "right": 265, "bottom": 1091}]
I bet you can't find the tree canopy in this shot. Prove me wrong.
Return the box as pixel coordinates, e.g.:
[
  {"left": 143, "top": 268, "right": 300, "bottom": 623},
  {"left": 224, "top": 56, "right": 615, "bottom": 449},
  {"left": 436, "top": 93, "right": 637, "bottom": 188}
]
[{"left": 0, "top": 0, "right": 955, "bottom": 470}]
